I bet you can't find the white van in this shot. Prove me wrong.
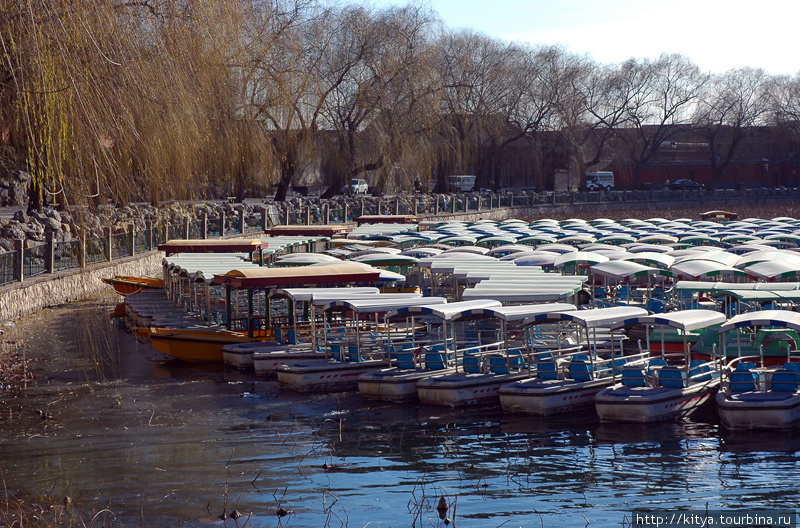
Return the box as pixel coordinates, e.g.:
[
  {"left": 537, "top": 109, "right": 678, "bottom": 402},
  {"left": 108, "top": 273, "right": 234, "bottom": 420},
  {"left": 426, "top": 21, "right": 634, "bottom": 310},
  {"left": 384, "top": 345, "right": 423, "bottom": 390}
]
[
  {"left": 447, "top": 175, "right": 476, "bottom": 192},
  {"left": 585, "top": 171, "right": 614, "bottom": 190}
]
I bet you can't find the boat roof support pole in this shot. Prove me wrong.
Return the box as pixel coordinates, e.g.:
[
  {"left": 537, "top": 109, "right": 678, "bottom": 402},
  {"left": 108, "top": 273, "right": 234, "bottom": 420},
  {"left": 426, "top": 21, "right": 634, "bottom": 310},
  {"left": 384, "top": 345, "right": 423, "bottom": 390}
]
[
  {"left": 247, "top": 288, "right": 254, "bottom": 338},
  {"left": 225, "top": 285, "right": 232, "bottom": 331}
]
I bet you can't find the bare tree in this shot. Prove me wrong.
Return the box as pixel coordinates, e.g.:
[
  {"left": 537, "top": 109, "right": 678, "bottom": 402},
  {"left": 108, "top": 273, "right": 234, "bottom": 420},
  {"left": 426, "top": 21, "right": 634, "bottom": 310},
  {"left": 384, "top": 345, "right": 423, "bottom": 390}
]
[
  {"left": 692, "top": 67, "right": 770, "bottom": 188},
  {"left": 608, "top": 54, "right": 707, "bottom": 187}
]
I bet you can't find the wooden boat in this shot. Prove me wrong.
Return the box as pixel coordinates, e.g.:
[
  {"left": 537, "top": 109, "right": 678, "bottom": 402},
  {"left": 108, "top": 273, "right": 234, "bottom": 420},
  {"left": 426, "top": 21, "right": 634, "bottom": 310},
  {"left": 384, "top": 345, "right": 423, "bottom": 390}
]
[
  {"left": 499, "top": 306, "right": 649, "bottom": 416},
  {"left": 148, "top": 327, "right": 268, "bottom": 363},
  {"left": 102, "top": 276, "right": 164, "bottom": 296},
  {"left": 593, "top": 310, "right": 726, "bottom": 423},
  {"left": 715, "top": 310, "right": 800, "bottom": 430}
]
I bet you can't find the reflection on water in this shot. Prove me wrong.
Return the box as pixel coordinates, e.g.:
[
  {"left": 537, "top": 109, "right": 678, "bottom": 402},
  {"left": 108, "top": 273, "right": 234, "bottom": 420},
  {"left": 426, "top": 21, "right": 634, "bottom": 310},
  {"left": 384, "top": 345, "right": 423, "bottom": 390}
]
[{"left": 0, "top": 299, "right": 799, "bottom": 527}]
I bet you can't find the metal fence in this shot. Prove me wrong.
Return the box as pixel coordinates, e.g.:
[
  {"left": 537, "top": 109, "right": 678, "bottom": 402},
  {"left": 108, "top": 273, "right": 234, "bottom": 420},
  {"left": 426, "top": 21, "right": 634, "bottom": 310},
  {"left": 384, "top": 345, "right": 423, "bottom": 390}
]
[{"left": 0, "top": 187, "right": 796, "bottom": 288}]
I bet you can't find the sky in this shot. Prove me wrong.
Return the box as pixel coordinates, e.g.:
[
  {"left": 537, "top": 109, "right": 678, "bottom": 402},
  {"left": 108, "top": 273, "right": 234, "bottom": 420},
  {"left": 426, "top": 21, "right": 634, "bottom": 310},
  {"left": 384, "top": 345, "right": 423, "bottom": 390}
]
[{"left": 369, "top": 0, "right": 800, "bottom": 76}]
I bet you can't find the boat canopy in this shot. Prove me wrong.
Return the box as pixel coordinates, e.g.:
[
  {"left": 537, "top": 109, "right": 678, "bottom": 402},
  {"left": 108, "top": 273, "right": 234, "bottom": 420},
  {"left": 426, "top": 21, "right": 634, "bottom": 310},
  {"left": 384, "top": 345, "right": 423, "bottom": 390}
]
[
  {"left": 609, "top": 309, "right": 726, "bottom": 332},
  {"left": 619, "top": 252, "right": 675, "bottom": 269},
  {"left": 386, "top": 299, "right": 502, "bottom": 322},
  {"left": 554, "top": 251, "right": 611, "bottom": 268},
  {"left": 319, "top": 295, "right": 444, "bottom": 314},
  {"left": 589, "top": 260, "right": 660, "bottom": 282},
  {"left": 524, "top": 305, "right": 648, "bottom": 329},
  {"left": 670, "top": 259, "right": 748, "bottom": 281},
  {"left": 469, "top": 303, "right": 577, "bottom": 322},
  {"left": 719, "top": 310, "right": 800, "bottom": 334},
  {"left": 213, "top": 263, "right": 381, "bottom": 287},
  {"left": 673, "top": 280, "right": 800, "bottom": 292},
  {"left": 159, "top": 238, "right": 264, "bottom": 255},
  {"left": 460, "top": 287, "right": 581, "bottom": 303},
  {"left": 744, "top": 260, "right": 800, "bottom": 281},
  {"left": 269, "top": 287, "right": 380, "bottom": 302}
]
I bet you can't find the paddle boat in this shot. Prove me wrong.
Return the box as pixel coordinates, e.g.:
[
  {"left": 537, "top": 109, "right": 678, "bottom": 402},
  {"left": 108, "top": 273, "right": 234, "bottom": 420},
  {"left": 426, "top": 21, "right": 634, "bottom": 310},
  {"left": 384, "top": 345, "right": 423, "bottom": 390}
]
[
  {"left": 715, "top": 310, "right": 800, "bottom": 430},
  {"left": 498, "top": 306, "right": 650, "bottom": 416},
  {"left": 359, "top": 302, "right": 576, "bottom": 402},
  {"left": 252, "top": 291, "right": 422, "bottom": 376},
  {"left": 276, "top": 296, "right": 447, "bottom": 391},
  {"left": 593, "top": 309, "right": 726, "bottom": 422},
  {"left": 384, "top": 301, "right": 581, "bottom": 407},
  {"left": 147, "top": 263, "right": 384, "bottom": 362}
]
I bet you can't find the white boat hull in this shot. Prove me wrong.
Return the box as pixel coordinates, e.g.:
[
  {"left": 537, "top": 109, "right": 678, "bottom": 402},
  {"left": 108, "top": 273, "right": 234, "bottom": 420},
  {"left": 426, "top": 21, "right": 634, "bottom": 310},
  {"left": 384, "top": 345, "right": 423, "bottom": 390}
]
[
  {"left": 416, "top": 372, "right": 529, "bottom": 407},
  {"left": 276, "top": 359, "right": 391, "bottom": 392},
  {"left": 499, "top": 377, "right": 615, "bottom": 415},
  {"left": 251, "top": 347, "right": 324, "bottom": 377},
  {"left": 358, "top": 368, "right": 454, "bottom": 402},
  {"left": 224, "top": 342, "right": 315, "bottom": 372},
  {"left": 716, "top": 391, "right": 800, "bottom": 430},
  {"left": 594, "top": 379, "right": 719, "bottom": 423}
]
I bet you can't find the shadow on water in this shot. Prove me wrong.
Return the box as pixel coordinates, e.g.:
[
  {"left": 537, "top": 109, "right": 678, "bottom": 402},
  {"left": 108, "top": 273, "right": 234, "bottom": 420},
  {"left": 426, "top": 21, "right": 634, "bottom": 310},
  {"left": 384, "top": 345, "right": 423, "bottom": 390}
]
[{"left": 1, "top": 297, "right": 800, "bottom": 527}]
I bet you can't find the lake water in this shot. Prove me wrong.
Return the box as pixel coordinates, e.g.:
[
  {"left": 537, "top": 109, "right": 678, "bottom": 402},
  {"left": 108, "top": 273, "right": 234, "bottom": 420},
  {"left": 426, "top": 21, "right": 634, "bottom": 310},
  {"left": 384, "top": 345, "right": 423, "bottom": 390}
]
[{"left": 1, "top": 298, "right": 798, "bottom": 527}]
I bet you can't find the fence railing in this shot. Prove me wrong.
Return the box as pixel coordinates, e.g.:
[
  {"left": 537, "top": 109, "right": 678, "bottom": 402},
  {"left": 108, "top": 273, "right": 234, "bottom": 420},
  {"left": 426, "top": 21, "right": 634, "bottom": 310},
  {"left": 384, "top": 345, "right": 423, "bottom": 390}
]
[{"left": 0, "top": 186, "right": 796, "bottom": 288}]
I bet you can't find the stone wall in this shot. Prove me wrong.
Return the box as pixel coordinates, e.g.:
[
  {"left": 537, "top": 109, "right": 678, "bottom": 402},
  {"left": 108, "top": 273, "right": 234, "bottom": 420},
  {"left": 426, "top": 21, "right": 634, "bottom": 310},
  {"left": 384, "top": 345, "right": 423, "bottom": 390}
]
[{"left": 0, "top": 252, "right": 163, "bottom": 322}]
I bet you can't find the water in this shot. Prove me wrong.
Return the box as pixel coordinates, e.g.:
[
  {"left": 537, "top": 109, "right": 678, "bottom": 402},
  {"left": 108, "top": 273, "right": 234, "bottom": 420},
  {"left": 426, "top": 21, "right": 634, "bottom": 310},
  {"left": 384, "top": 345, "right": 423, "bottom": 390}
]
[{"left": 1, "top": 298, "right": 799, "bottom": 527}]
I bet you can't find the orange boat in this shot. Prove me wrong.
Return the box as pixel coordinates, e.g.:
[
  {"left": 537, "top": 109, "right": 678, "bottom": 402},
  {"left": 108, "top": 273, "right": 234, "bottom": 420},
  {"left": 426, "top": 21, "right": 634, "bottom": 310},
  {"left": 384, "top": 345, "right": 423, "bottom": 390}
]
[
  {"left": 102, "top": 276, "right": 164, "bottom": 296},
  {"left": 147, "top": 327, "right": 271, "bottom": 363}
]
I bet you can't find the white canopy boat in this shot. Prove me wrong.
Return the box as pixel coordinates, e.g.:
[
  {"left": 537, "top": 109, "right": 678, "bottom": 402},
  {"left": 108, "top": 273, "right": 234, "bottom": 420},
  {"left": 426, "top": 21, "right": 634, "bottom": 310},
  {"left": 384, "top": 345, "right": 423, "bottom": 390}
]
[
  {"left": 393, "top": 301, "right": 579, "bottom": 406},
  {"left": 359, "top": 302, "right": 576, "bottom": 402},
  {"left": 715, "top": 310, "right": 800, "bottom": 430},
  {"left": 498, "top": 306, "right": 649, "bottom": 416},
  {"left": 593, "top": 309, "right": 726, "bottom": 423},
  {"left": 275, "top": 296, "right": 446, "bottom": 391}
]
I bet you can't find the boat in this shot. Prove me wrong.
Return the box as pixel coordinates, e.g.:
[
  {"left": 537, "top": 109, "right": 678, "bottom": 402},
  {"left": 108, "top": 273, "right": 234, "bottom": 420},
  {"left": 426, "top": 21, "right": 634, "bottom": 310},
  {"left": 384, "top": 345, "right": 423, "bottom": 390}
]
[
  {"left": 148, "top": 327, "right": 267, "bottom": 363},
  {"left": 715, "top": 310, "right": 800, "bottom": 430},
  {"left": 276, "top": 296, "right": 447, "bottom": 392},
  {"left": 102, "top": 276, "right": 164, "bottom": 296},
  {"left": 359, "top": 302, "right": 576, "bottom": 402},
  {"left": 498, "top": 306, "right": 650, "bottom": 416},
  {"left": 382, "top": 301, "right": 579, "bottom": 407},
  {"left": 593, "top": 309, "right": 726, "bottom": 423}
]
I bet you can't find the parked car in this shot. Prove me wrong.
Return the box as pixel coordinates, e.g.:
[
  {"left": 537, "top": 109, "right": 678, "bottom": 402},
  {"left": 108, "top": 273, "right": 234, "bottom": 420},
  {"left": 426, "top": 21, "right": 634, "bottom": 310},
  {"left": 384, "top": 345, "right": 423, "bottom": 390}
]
[
  {"left": 670, "top": 179, "right": 704, "bottom": 190},
  {"left": 341, "top": 178, "right": 369, "bottom": 195},
  {"left": 446, "top": 175, "right": 476, "bottom": 192}
]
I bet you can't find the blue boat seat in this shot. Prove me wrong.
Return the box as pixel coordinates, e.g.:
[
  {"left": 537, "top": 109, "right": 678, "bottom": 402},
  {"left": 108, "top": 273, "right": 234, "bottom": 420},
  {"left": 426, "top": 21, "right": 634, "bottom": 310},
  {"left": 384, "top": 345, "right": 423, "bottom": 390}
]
[
  {"left": 330, "top": 343, "right": 345, "bottom": 361},
  {"left": 425, "top": 351, "right": 449, "bottom": 370},
  {"left": 348, "top": 345, "right": 365, "bottom": 362},
  {"left": 730, "top": 362, "right": 758, "bottom": 392},
  {"left": 488, "top": 354, "right": 510, "bottom": 374},
  {"left": 621, "top": 366, "right": 646, "bottom": 387},
  {"left": 770, "top": 370, "right": 800, "bottom": 392},
  {"left": 647, "top": 359, "right": 667, "bottom": 376},
  {"left": 689, "top": 359, "right": 713, "bottom": 381},
  {"left": 395, "top": 351, "right": 416, "bottom": 370},
  {"left": 463, "top": 353, "right": 481, "bottom": 374},
  {"left": 536, "top": 360, "right": 558, "bottom": 380},
  {"left": 658, "top": 366, "right": 687, "bottom": 388},
  {"left": 783, "top": 362, "right": 800, "bottom": 372},
  {"left": 568, "top": 360, "right": 593, "bottom": 381}
]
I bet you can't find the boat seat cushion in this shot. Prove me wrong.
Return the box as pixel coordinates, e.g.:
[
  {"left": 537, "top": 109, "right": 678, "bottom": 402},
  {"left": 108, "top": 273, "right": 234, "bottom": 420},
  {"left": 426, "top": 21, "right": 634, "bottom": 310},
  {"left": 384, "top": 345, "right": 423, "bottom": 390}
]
[
  {"left": 463, "top": 354, "right": 481, "bottom": 374},
  {"left": 425, "top": 351, "right": 449, "bottom": 370},
  {"left": 647, "top": 359, "right": 667, "bottom": 376},
  {"left": 536, "top": 361, "right": 558, "bottom": 380},
  {"left": 729, "top": 370, "right": 758, "bottom": 392},
  {"left": 658, "top": 366, "right": 687, "bottom": 388},
  {"left": 770, "top": 370, "right": 799, "bottom": 392},
  {"left": 621, "top": 367, "right": 646, "bottom": 387},
  {"left": 568, "top": 360, "right": 592, "bottom": 381},
  {"left": 395, "top": 351, "right": 416, "bottom": 370}
]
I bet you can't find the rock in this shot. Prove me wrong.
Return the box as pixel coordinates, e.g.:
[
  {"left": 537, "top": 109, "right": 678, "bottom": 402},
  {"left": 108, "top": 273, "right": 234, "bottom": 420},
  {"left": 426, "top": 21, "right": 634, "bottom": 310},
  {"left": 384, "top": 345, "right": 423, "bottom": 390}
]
[{"left": 12, "top": 210, "right": 27, "bottom": 223}]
